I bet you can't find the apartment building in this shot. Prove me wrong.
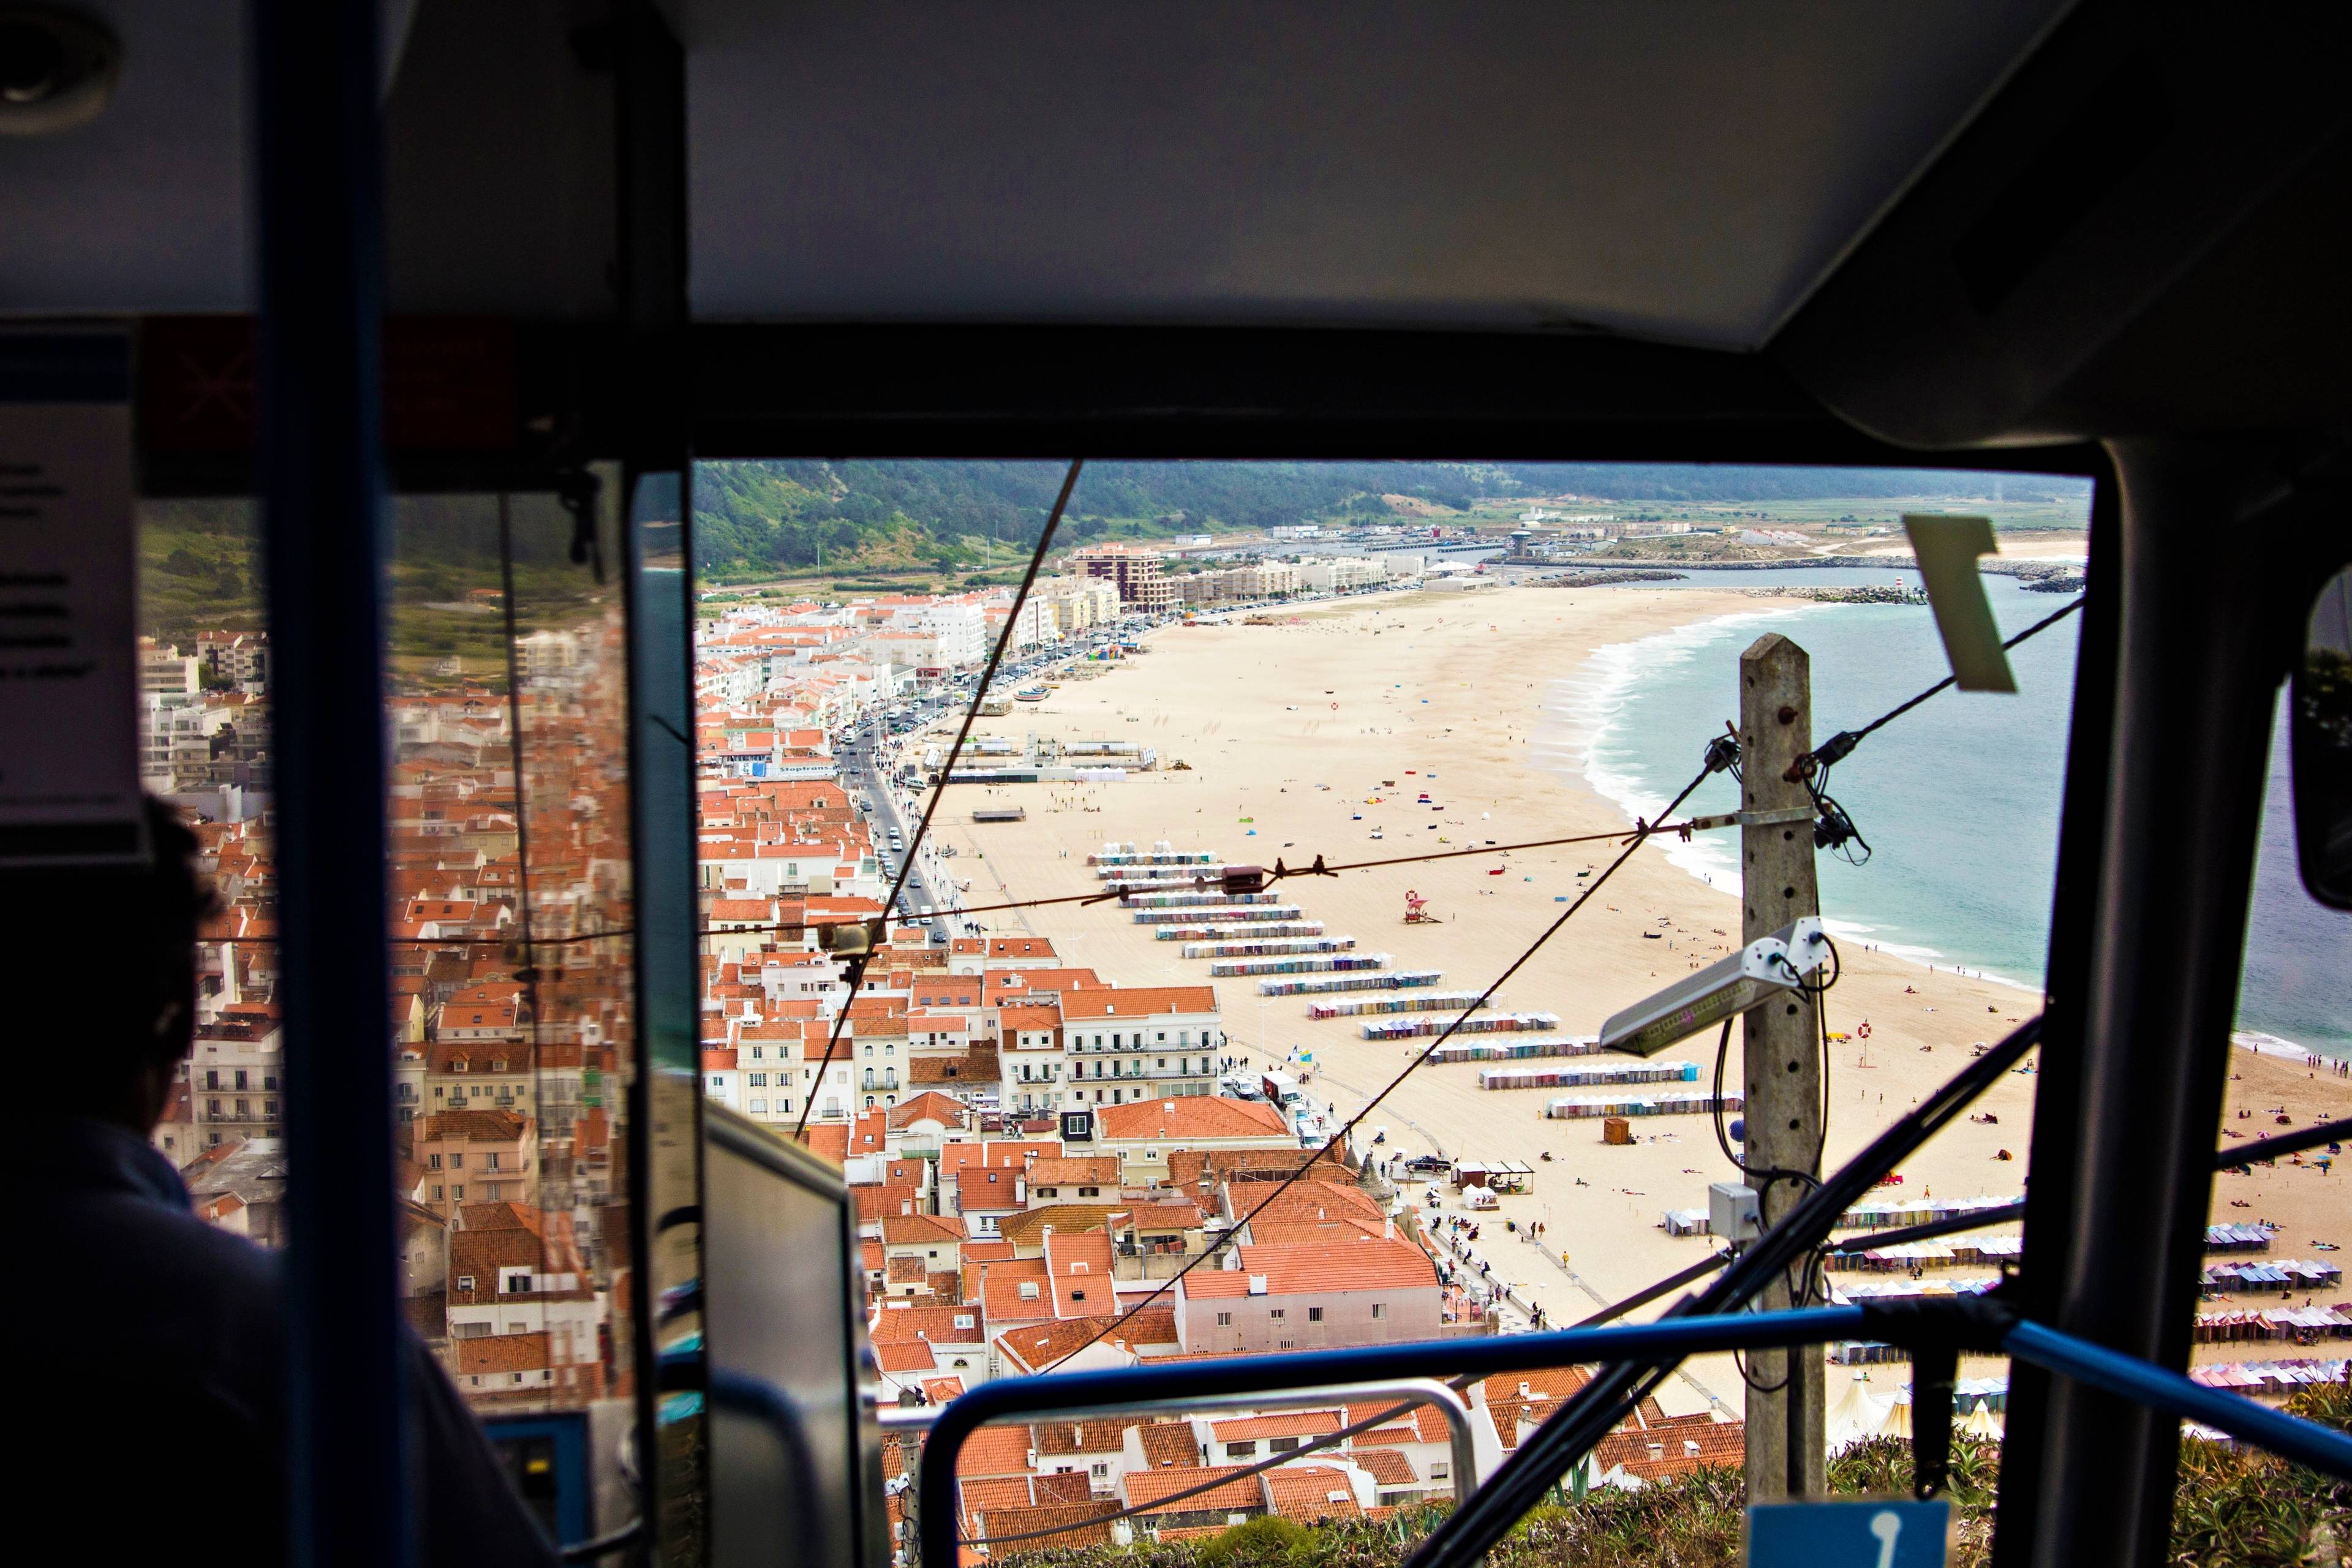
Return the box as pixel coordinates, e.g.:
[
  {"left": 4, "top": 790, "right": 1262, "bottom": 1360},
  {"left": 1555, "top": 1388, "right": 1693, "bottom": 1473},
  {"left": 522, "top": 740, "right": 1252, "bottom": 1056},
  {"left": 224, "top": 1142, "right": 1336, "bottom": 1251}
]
[
  {"left": 999, "top": 1003, "right": 1067, "bottom": 1115},
  {"left": 1172, "top": 1240, "right": 1442, "bottom": 1354},
  {"left": 1059, "top": 986, "right": 1224, "bottom": 1106},
  {"left": 1065, "top": 545, "right": 1178, "bottom": 616},
  {"left": 415, "top": 1108, "right": 538, "bottom": 1215},
  {"left": 1088, "top": 1095, "right": 1294, "bottom": 1186},
  {"left": 186, "top": 1006, "right": 284, "bottom": 1147}
]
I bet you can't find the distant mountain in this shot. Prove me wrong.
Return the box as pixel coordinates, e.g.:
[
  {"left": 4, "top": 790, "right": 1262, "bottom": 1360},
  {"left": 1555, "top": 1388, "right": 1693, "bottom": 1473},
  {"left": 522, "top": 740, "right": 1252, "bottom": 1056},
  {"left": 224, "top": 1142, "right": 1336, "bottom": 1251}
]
[
  {"left": 688, "top": 459, "right": 2089, "bottom": 577},
  {"left": 690, "top": 461, "right": 1494, "bottom": 576}
]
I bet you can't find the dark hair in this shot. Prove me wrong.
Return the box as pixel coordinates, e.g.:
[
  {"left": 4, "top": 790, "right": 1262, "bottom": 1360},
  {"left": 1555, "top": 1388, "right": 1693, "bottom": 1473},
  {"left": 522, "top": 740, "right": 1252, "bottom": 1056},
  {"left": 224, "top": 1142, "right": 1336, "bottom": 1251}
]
[{"left": 7, "top": 797, "right": 221, "bottom": 1106}]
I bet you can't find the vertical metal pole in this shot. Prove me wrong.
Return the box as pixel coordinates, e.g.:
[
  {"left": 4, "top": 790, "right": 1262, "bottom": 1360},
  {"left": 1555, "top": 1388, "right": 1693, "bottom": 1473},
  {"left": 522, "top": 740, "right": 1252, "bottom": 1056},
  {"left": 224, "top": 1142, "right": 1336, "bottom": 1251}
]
[
  {"left": 252, "top": 1, "right": 402, "bottom": 1566},
  {"left": 1989, "top": 464, "right": 2122, "bottom": 1568},
  {"left": 1738, "top": 632, "right": 1826, "bottom": 1501},
  {"left": 2018, "top": 443, "right": 2282, "bottom": 1568},
  {"left": 609, "top": 3, "right": 701, "bottom": 1559}
]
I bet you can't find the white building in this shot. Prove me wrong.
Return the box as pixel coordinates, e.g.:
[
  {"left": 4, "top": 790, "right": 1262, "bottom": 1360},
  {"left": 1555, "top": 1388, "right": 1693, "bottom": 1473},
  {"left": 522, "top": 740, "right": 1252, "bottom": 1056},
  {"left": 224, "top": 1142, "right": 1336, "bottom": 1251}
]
[
  {"left": 914, "top": 600, "right": 990, "bottom": 666},
  {"left": 1300, "top": 557, "right": 1390, "bottom": 594},
  {"left": 1060, "top": 986, "right": 1226, "bottom": 1107}
]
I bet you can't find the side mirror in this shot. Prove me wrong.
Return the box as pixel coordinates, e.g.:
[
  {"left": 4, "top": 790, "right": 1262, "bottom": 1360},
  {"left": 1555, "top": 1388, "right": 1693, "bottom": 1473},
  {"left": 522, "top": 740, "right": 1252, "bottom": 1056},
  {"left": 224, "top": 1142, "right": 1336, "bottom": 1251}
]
[{"left": 2292, "top": 566, "right": 2352, "bottom": 908}]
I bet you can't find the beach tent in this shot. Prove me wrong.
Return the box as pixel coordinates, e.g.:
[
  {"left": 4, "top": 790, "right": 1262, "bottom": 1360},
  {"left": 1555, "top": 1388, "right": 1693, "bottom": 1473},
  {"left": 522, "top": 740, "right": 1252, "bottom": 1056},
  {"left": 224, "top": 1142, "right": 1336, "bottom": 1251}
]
[
  {"left": 1825, "top": 1372, "right": 1893, "bottom": 1452},
  {"left": 1960, "top": 1403, "right": 2005, "bottom": 1441},
  {"left": 1879, "top": 1385, "right": 1915, "bottom": 1441}
]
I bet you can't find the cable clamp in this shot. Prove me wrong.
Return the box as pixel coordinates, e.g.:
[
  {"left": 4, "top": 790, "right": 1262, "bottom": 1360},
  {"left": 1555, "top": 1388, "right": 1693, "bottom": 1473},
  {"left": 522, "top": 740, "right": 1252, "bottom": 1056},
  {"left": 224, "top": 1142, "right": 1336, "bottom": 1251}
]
[{"left": 1787, "top": 728, "right": 1860, "bottom": 782}]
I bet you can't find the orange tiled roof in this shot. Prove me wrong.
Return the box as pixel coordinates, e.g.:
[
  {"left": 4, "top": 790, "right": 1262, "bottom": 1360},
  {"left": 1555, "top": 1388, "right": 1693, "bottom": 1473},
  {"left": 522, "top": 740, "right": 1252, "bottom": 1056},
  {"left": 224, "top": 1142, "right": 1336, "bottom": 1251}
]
[
  {"left": 1096, "top": 1096, "right": 1288, "bottom": 1143},
  {"left": 1180, "top": 1240, "right": 1436, "bottom": 1299},
  {"left": 1264, "top": 1466, "right": 1363, "bottom": 1522},
  {"left": 1123, "top": 1466, "right": 1262, "bottom": 1515}
]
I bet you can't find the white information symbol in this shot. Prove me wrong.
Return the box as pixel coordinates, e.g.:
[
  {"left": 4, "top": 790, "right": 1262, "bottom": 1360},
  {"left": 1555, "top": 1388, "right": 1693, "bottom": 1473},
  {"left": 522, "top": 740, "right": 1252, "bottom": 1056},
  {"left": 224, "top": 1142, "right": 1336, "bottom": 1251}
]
[{"left": 1869, "top": 1510, "right": 1904, "bottom": 1568}]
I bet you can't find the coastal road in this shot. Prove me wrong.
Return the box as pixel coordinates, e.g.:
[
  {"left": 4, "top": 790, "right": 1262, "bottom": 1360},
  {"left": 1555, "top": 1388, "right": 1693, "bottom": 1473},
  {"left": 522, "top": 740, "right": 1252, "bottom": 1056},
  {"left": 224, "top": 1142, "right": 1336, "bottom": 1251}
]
[
  {"left": 842, "top": 631, "right": 1142, "bottom": 940},
  {"left": 840, "top": 730, "right": 959, "bottom": 935}
]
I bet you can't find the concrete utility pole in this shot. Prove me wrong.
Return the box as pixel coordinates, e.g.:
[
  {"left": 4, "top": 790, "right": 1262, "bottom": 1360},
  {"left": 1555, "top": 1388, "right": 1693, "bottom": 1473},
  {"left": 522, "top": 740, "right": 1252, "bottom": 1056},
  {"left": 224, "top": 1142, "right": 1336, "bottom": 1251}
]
[{"left": 1739, "top": 631, "right": 1827, "bottom": 1501}]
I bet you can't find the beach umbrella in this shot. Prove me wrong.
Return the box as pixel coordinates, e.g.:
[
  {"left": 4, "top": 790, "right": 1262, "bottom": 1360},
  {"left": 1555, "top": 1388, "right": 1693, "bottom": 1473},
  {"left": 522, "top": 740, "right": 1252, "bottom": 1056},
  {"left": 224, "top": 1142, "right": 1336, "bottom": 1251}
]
[
  {"left": 1878, "top": 1385, "right": 1915, "bottom": 1441},
  {"left": 1960, "top": 1403, "right": 2004, "bottom": 1441}
]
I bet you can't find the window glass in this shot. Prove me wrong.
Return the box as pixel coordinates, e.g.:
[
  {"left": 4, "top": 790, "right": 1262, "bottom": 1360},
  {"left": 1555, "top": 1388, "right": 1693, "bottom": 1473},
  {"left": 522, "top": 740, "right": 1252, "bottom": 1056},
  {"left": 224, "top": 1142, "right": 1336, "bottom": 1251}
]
[
  {"left": 686, "top": 458, "right": 2329, "bottom": 1498},
  {"left": 137, "top": 483, "right": 639, "bottom": 1427}
]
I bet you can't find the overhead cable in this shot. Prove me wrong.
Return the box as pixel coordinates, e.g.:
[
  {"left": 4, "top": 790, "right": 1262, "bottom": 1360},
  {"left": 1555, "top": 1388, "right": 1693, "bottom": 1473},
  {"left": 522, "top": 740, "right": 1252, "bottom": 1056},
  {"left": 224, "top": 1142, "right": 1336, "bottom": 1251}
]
[
  {"left": 1035, "top": 760, "right": 1726, "bottom": 1374},
  {"left": 792, "top": 459, "right": 1084, "bottom": 1139},
  {"left": 1796, "top": 595, "right": 2085, "bottom": 778}
]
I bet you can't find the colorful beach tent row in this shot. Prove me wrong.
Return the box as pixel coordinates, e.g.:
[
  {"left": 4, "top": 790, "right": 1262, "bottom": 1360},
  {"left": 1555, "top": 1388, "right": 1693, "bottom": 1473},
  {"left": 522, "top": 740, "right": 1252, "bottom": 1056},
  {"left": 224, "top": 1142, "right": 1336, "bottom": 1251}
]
[
  {"left": 1308, "top": 990, "right": 1492, "bottom": 1019},
  {"left": 1480, "top": 1060, "right": 1698, "bottom": 1090},
  {"left": 1208, "top": 952, "right": 1387, "bottom": 976},
  {"left": 1258, "top": 968, "right": 1441, "bottom": 997},
  {"left": 1423, "top": 1035, "right": 1604, "bottom": 1065}
]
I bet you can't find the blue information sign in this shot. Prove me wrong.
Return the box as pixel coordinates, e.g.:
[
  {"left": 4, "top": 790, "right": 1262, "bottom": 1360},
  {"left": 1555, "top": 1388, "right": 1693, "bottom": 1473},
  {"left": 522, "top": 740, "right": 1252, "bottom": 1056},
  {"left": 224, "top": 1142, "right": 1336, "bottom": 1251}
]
[{"left": 1746, "top": 1498, "right": 1950, "bottom": 1568}]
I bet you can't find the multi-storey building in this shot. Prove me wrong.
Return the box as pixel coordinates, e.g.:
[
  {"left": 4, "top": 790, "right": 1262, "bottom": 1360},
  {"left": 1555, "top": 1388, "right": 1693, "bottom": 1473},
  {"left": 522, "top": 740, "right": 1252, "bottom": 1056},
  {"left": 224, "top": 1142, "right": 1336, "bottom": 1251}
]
[
  {"left": 1059, "top": 986, "right": 1224, "bottom": 1106},
  {"left": 1065, "top": 545, "right": 1178, "bottom": 616},
  {"left": 1090, "top": 1096, "right": 1294, "bottom": 1186},
  {"left": 187, "top": 1006, "right": 285, "bottom": 1148},
  {"left": 1172, "top": 1240, "right": 1442, "bottom": 1355},
  {"left": 415, "top": 1108, "right": 538, "bottom": 1215},
  {"left": 423, "top": 1040, "right": 538, "bottom": 1123},
  {"left": 999, "top": 1003, "right": 1066, "bottom": 1115}
]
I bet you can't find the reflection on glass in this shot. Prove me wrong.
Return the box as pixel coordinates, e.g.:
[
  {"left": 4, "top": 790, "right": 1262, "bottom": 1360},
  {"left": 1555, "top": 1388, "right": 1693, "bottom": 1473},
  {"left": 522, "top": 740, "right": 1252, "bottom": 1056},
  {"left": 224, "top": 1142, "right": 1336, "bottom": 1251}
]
[
  {"left": 133, "top": 483, "right": 643, "bottom": 1438},
  {"left": 624, "top": 468, "right": 710, "bottom": 1566}
]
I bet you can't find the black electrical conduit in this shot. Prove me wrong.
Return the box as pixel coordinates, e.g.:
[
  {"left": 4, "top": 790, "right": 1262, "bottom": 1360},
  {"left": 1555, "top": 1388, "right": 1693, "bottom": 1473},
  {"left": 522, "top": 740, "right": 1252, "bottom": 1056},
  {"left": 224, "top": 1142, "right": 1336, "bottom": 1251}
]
[
  {"left": 1402, "top": 1012, "right": 2046, "bottom": 1568},
  {"left": 1407, "top": 1033, "right": 2352, "bottom": 1568}
]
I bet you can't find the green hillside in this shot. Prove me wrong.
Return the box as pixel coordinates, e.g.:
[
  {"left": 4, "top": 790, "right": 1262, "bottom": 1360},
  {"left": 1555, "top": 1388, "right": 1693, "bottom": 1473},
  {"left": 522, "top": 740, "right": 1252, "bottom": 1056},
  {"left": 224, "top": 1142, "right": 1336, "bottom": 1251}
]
[
  {"left": 690, "top": 461, "right": 1501, "bottom": 579},
  {"left": 690, "top": 459, "right": 2094, "bottom": 581}
]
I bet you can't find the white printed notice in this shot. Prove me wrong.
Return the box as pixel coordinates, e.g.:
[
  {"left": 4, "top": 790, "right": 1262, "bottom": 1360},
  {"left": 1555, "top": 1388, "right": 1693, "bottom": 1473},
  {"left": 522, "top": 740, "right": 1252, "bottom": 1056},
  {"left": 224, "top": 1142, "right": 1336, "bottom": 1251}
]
[{"left": 0, "top": 332, "right": 144, "bottom": 865}]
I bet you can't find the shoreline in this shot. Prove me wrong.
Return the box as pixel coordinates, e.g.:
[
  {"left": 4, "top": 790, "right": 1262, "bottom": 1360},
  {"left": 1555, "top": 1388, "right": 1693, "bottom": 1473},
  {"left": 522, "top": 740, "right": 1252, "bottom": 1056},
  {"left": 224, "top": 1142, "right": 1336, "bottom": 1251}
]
[
  {"left": 1539, "top": 602, "right": 2054, "bottom": 997},
  {"left": 1540, "top": 593, "right": 2336, "bottom": 1046}
]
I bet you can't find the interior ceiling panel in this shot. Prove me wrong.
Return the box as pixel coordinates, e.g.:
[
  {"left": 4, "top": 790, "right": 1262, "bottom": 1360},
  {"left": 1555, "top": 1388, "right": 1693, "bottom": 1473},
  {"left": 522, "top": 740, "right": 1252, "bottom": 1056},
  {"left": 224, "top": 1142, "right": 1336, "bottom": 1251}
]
[
  {"left": 0, "top": 2, "right": 251, "bottom": 312},
  {"left": 0, "top": 1, "right": 420, "bottom": 314},
  {"left": 684, "top": 0, "right": 2070, "bottom": 347}
]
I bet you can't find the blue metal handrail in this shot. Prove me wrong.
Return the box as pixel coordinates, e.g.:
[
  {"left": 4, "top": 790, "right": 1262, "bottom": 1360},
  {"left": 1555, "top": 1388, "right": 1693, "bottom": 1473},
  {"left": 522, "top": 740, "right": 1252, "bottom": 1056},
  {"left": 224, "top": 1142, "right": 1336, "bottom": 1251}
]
[{"left": 916, "top": 1305, "right": 2352, "bottom": 1567}]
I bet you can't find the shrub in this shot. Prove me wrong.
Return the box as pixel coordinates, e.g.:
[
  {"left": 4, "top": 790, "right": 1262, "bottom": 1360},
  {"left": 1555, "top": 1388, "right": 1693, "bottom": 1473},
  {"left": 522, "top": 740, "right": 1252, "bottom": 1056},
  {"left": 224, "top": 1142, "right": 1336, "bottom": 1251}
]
[
  {"left": 990, "top": 1414, "right": 2352, "bottom": 1568},
  {"left": 1197, "top": 1515, "right": 1313, "bottom": 1568}
]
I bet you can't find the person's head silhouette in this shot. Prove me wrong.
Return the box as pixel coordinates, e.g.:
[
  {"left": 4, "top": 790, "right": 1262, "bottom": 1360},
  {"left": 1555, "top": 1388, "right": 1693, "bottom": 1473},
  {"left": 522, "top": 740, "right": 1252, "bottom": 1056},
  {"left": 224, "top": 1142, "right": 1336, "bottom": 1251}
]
[{"left": 12, "top": 797, "right": 218, "bottom": 1131}]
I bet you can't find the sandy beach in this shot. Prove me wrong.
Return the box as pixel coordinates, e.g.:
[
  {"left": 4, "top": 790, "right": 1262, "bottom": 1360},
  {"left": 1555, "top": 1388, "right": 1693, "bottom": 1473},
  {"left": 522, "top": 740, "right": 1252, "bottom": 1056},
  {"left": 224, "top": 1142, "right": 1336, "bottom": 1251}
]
[{"left": 915, "top": 583, "right": 2349, "bottom": 1415}]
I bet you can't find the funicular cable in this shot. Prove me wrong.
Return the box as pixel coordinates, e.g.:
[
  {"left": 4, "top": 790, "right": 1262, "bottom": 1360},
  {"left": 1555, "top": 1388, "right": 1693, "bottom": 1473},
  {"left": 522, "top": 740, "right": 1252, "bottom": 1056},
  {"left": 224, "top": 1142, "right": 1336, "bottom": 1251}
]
[
  {"left": 1029, "top": 761, "right": 1728, "bottom": 1377},
  {"left": 1795, "top": 595, "right": 2085, "bottom": 863},
  {"left": 791, "top": 459, "right": 1085, "bottom": 1140}
]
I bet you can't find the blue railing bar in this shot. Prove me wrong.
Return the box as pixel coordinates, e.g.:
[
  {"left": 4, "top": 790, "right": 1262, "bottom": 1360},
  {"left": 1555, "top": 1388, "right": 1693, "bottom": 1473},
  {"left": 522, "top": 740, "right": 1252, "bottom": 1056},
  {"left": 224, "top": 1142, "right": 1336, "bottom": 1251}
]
[
  {"left": 918, "top": 1306, "right": 1863, "bottom": 1568},
  {"left": 2004, "top": 1319, "right": 2352, "bottom": 1483},
  {"left": 918, "top": 1302, "right": 2352, "bottom": 1567}
]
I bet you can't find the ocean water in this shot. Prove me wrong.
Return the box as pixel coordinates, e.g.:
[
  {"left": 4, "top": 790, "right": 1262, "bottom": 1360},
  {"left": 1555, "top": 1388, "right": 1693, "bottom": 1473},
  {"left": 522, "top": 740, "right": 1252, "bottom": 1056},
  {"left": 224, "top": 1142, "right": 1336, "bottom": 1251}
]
[{"left": 1538, "top": 570, "right": 2351, "bottom": 1057}]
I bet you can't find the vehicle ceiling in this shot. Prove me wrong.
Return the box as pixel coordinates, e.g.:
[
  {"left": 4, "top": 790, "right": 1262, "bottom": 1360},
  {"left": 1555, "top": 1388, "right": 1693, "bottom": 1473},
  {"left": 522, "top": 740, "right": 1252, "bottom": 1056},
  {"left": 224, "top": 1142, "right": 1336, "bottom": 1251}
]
[
  {"left": 2, "top": 0, "right": 2063, "bottom": 346},
  {"left": 3, "top": 2, "right": 2348, "bottom": 448}
]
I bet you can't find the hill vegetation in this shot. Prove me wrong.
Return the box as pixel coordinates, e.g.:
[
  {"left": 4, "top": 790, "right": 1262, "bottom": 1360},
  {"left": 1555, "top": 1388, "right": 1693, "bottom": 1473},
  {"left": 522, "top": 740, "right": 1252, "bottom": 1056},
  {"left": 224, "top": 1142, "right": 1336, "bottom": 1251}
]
[{"left": 690, "top": 461, "right": 2094, "bottom": 581}]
